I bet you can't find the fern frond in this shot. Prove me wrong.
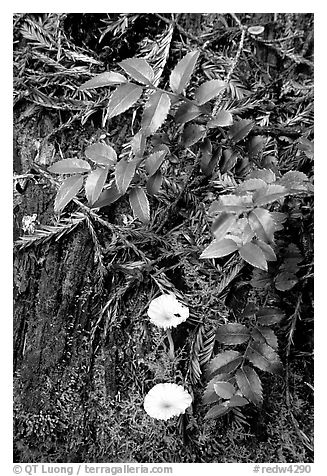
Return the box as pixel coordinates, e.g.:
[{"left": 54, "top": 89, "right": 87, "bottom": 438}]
[
  {"left": 138, "top": 23, "right": 174, "bottom": 86},
  {"left": 14, "top": 213, "right": 86, "bottom": 251}
]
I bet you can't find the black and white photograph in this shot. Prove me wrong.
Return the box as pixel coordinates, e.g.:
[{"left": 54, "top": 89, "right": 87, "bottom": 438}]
[{"left": 12, "top": 9, "right": 314, "bottom": 471}]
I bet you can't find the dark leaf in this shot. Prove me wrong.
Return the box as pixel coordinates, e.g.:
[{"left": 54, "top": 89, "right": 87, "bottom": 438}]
[
  {"left": 256, "top": 308, "right": 285, "bottom": 326},
  {"left": 248, "top": 135, "right": 266, "bottom": 156},
  {"left": 275, "top": 271, "right": 298, "bottom": 291},
  {"left": 246, "top": 342, "right": 283, "bottom": 374},
  {"left": 175, "top": 102, "right": 207, "bottom": 124},
  {"left": 49, "top": 158, "right": 91, "bottom": 175},
  {"left": 228, "top": 395, "right": 249, "bottom": 407},
  {"left": 107, "top": 83, "right": 143, "bottom": 120},
  {"left": 205, "top": 351, "right": 242, "bottom": 379},
  {"left": 229, "top": 119, "right": 254, "bottom": 143},
  {"left": 146, "top": 170, "right": 163, "bottom": 196},
  {"left": 54, "top": 175, "right": 83, "bottom": 213},
  {"left": 169, "top": 50, "right": 200, "bottom": 94},
  {"left": 204, "top": 404, "right": 230, "bottom": 420},
  {"left": 199, "top": 138, "right": 212, "bottom": 174},
  {"left": 182, "top": 124, "right": 205, "bottom": 147},
  {"left": 216, "top": 323, "right": 251, "bottom": 345},
  {"left": 251, "top": 326, "right": 278, "bottom": 350},
  {"left": 85, "top": 143, "right": 117, "bottom": 166},
  {"left": 219, "top": 148, "right": 238, "bottom": 174},
  {"left": 235, "top": 365, "right": 263, "bottom": 406}
]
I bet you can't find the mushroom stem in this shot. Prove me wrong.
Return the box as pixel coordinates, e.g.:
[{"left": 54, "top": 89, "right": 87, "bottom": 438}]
[{"left": 166, "top": 329, "right": 175, "bottom": 361}]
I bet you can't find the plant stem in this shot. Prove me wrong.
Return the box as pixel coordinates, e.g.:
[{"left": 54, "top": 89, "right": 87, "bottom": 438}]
[{"left": 166, "top": 328, "right": 175, "bottom": 361}]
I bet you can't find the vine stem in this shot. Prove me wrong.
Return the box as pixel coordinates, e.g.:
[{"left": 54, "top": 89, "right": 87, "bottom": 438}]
[{"left": 166, "top": 328, "right": 175, "bottom": 361}]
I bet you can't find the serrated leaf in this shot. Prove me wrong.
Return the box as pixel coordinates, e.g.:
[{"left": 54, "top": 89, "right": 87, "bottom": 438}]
[
  {"left": 297, "top": 138, "right": 314, "bottom": 159},
  {"left": 141, "top": 91, "right": 171, "bottom": 137},
  {"left": 182, "top": 124, "right": 205, "bottom": 147},
  {"left": 249, "top": 208, "right": 275, "bottom": 244},
  {"left": 129, "top": 186, "right": 150, "bottom": 223},
  {"left": 85, "top": 143, "right": 117, "bottom": 166},
  {"left": 228, "top": 395, "right": 249, "bottom": 407},
  {"left": 92, "top": 181, "right": 122, "bottom": 208},
  {"left": 229, "top": 119, "right": 254, "bottom": 143},
  {"left": 169, "top": 50, "right": 200, "bottom": 94},
  {"left": 204, "top": 404, "right": 230, "bottom": 420},
  {"left": 79, "top": 71, "right": 127, "bottom": 90},
  {"left": 253, "top": 184, "right": 287, "bottom": 207},
  {"left": 54, "top": 175, "right": 83, "bottom": 213},
  {"left": 175, "top": 102, "right": 206, "bottom": 124},
  {"left": 235, "top": 366, "right": 263, "bottom": 406},
  {"left": 107, "top": 83, "right": 143, "bottom": 120},
  {"left": 203, "top": 373, "right": 232, "bottom": 404},
  {"left": 278, "top": 171, "right": 309, "bottom": 189},
  {"left": 200, "top": 239, "right": 239, "bottom": 259},
  {"left": 194, "top": 79, "right": 226, "bottom": 105},
  {"left": 248, "top": 135, "right": 266, "bottom": 156},
  {"left": 146, "top": 170, "right": 163, "bottom": 196},
  {"left": 270, "top": 211, "right": 287, "bottom": 231},
  {"left": 119, "top": 57, "right": 154, "bottom": 85},
  {"left": 202, "top": 147, "right": 221, "bottom": 177},
  {"left": 131, "top": 131, "right": 147, "bottom": 158},
  {"left": 209, "top": 194, "right": 253, "bottom": 214},
  {"left": 220, "top": 149, "right": 238, "bottom": 174},
  {"left": 144, "top": 148, "right": 168, "bottom": 176},
  {"left": 49, "top": 158, "right": 91, "bottom": 175},
  {"left": 237, "top": 178, "right": 266, "bottom": 192},
  {"left": 214, "top": 382, "right": 236, "bottom": 399},
  {"left": 205, "top": 351, "right": 242, "bottom": 379},
  {"left": 246, "top": 342, "right": 283, "bottom": 374},
  {"left": 115, "top": 158, "right": 138, "bottom": 194},
  {"left": 251, "top": 326, "right": 278, "bottom": 350},
  {"left": 208, "top": 110, "right": 233, "bottom": 128},
  {"left": 251, "top": 268, "right": 272, "bottom": 289},
  {"left": 216, "top": 323, "right": 250, "bottom": 345},
  {"left": 248, "top": 168, "right": 276, "bottom": 184},
  {"left": 206, "top": 350, "right": 242, "bottom": 380},
  {"left": 85, "top": 166, "right": 109, "bottom": 205},
  {"left": 211, "top": 212, "right": 237, "bottom": 241},
  {"left": 239, "top": 242, "right": 268, "bottom": 271},
  {"left": 255, "top": 240, "right": 277, "bottom": 262},
  {"left": 275, "top": 271, "right": 298, "bottom": 291},
  {"left": 256, "top": 308, "right": 285, "bottom": 326}
]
